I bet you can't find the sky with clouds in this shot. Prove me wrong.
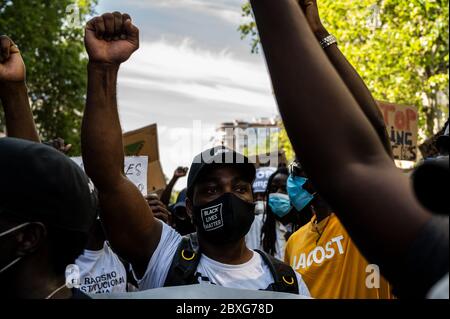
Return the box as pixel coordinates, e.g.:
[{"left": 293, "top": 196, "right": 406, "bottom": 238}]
[{"left": 96, "top": 0, "right": 279, "bottom": 190}]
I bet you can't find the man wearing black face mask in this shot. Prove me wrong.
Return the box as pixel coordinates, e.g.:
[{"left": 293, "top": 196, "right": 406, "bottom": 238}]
[
  {"left": 81, "top": 13, "right": 310, "bottom": 296},
  {"left": 157, "top": 147, "right": 308, "bottom": 293},
  {"left": 0, "top": 138, "right": 98, "bottom": 299},
  {"left": 0, "top": 36, "right": 97, "bottom": 299}
]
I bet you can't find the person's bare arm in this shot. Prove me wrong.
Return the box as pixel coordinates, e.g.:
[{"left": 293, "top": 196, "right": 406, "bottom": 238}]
[
  {"left": 299, "top": 0, "right": 393, "bottom": 158},
  {"left": 81, "top": 12, "right": 161, "bottom": 276},
  {"left": 160, "top": 167, "right": 188, "bottom": 206},
  {"left": 0, "top": 36, "right": 40, "bottom": 142},
  {"left": 250, "top": 0, "right": 430, "bottom": 274}
]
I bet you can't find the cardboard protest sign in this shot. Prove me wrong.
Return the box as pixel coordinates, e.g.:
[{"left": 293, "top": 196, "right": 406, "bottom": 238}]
[
  {"left": 378, "top": 101, "right": 419, "bottom": 162},
  {"left": 253, "top": 167, "right": 277, "bottom": 193},
  {"left": 71, "top": 157, "right": 148, "bottom": 195},
  {"left": 123, "top": 124, "right": 167, "bottom": 194}
]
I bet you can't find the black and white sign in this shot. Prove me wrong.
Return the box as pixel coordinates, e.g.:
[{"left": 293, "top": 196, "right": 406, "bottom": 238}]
[
  {"left": 252, "top": 167, "right": 277, "bottom": 193},
  {"left": 201, "top": 203, "right": 224, "bottom": 231}
]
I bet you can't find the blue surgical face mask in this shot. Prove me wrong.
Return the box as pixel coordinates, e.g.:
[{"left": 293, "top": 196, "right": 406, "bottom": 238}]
[
  {"left": 287, "top": 175, "right": 315, "bottom": 212},
  {"left": 268, "top": 193, "right": 292, "bottom": 218}
]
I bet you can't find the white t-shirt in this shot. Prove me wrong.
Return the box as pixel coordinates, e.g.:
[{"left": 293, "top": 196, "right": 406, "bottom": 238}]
[
  {"left": 245, "top": 214, "right": 264, "bottom": 251},
  {"left": 134, "top": 221, "right": 310, "bottom": 296},
  {"left": 274, "top": 221, "right": 292, "bottom": 261},
  {"left": 75, "top": 241, "right": 128, "bottom": 294},
  {"left": 245, "top": 215, "right": 291, "bottom": 261}
]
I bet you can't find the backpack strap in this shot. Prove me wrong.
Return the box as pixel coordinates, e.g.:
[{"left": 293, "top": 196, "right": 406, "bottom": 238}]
[
  {"left": 255, "top": 249, "right": 299, "bottom": 294},
  {"left": 164, "top": 233, "right": 201, "bottom": 287}
]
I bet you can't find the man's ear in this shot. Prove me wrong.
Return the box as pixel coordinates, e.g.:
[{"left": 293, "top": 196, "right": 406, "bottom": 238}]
[{"left": 16, "top": 223, "right": 47, "bottom": 257}]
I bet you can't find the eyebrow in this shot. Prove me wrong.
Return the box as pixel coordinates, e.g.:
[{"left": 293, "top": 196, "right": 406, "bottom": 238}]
[
  {"left": 232, "top": 177, "right": 250, "bottom": 185},
  {"left": 198, "top": 175, "right": 221, "bottom": 185}
]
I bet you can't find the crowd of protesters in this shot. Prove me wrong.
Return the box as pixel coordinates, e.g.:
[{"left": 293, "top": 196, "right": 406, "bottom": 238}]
[{"left": 0, "top": 0, "right": 448, "bottom": 299}]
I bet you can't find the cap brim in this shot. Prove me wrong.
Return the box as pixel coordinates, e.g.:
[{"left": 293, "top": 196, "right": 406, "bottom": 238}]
[{"left": 187, "top": 150, "right": 256, "bottom": 198}]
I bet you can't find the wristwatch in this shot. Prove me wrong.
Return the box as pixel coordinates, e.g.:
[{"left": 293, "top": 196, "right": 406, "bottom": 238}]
[{"left": 319, "top": 35, "right": 337, "bottom": 49}]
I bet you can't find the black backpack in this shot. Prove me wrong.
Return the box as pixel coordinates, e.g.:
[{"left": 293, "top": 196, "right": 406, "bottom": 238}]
[{"left": 163, "top": 233, "right": 299, "bottom": 294}]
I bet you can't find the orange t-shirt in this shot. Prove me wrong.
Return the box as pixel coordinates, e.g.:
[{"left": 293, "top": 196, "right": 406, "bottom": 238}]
[{"left": 285, "top": 213, "right": 394, "bottom": 299}]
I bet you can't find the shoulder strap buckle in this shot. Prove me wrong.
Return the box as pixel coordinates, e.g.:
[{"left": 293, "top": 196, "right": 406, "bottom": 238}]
[
  {"left": 255, "top": 249, "right": 299, "bottom": 294},
  {"left": 164, "top": 232, "right": 201, "bottom": 287}
]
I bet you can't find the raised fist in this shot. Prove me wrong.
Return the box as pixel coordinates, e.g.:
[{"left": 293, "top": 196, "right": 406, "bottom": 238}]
[
  {"left": 174, "top": 167, "right": 189, "bottom": 179},
  {"left": 0, "top": 36, "right": 25, "bottom": 83},
  {"left": 85, "top": 12, "right": 139, "bottom": 65}
]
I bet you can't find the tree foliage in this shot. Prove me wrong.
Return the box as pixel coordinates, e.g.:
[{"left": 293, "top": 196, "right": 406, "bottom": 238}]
[
  {"left": 0, "top": 0, "right": 97, "bottom": 154},
  {"left": 240, "top": 0, "right": 449, "bottom": 143}
]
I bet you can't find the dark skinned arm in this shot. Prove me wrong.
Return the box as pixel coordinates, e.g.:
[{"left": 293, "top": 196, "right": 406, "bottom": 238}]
[
  {"left": 299, "top": 0, "right": 393, "bottom": 158},
  {"left": 0, "top": 36, "right": 40, "bottom": 142},
  {"left": 160, "top": 177, "right": 178, "bottom": 207},
  {"left": 160, "top": 167, "right": 188, "bottom": 206},
  {"left": 81, "top": 12, "right": 162, "bottom": 277},
  {"left": 250, "top": 0, "right": 430, "bottom": 281}
]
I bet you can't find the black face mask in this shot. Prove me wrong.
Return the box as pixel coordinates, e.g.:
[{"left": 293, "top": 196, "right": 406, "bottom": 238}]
[{"left": 192, "top": 193, "right": 255, "bottom": 245}]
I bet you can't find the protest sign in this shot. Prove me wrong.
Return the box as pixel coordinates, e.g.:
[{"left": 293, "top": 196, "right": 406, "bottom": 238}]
[
  {"left": 123, "top": 124, "right": 167, "bottom": 194},
  {"left": 253, "top": 167, "right": 277, "bottom": 193},
  {"left": 71, "top": 157, "right": 148, "bottom": 195},
  {"left": 377, "top": 101, "right": 419, "bottom": 162}
]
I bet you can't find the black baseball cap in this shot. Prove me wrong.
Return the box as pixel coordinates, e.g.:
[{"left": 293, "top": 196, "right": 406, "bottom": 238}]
[
  {"left": 0, "top": 138, "right": 98, "bottom": 233},
  {"left": 186, "top": 146, "right": 256, "bottom": 199}
]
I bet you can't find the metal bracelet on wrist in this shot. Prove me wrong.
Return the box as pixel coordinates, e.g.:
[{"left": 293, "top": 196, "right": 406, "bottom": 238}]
[{"left": 319, "top": 35, "right": 337, "bottom": 49}]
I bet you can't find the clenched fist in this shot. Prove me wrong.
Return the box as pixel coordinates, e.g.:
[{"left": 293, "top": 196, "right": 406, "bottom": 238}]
[
  {"left": 173, "top": 167, "right": 189, "bottom": 179},
  {"left": 0, "top": 36, "right": 25, "bottom": 83},
  {"left": 85, "top": 12, "right": 139, "bottom": 65}
]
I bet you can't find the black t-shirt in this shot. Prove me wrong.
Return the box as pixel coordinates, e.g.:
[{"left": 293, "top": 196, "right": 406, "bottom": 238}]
[{"left": 393, "top": 215, "right": 449, "bottom": 298}]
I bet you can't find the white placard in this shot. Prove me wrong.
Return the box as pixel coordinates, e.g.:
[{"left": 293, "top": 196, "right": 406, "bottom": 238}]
[{"left": 71, "top": 157, "right": 148, "bottom": 195}]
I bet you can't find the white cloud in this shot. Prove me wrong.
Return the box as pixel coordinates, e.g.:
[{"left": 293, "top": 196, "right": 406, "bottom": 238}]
[
  {"left": 119, "top": 38, "right": 275, "bottom": 109},
  {"left": 124, "top": 0, "right": 249, "bottom": 25}
]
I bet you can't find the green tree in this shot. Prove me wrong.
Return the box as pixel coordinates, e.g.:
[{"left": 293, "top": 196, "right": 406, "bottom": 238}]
[
  {"left": 240, "top": 0, "right": 449, "bottom": 141},
  {"left": 0, "top": 0, "right": 97, "bottom": 154},
  {"left": 277, "top": 121, "right": 295, "bottom": 163}
]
